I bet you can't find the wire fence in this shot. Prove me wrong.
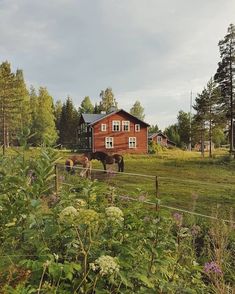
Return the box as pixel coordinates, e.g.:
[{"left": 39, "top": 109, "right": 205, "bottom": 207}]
[{"left": 55, "top": 163, "right": 235, "bottom": 224}]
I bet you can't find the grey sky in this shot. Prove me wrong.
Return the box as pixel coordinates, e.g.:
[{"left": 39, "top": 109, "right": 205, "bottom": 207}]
[{"left": 1, "top": 0, "right": 235, "bottom": 129}]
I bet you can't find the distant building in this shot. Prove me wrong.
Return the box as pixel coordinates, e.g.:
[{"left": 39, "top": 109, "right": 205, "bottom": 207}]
[
  {"left": 148, "top": 132, "right": 176, "bottom": 148},
  {"left": 194, "top": 141, "right": 215, "bottom": 152},
  {"left": 77, "top": 109, "right": 150, "bottom": 154}
]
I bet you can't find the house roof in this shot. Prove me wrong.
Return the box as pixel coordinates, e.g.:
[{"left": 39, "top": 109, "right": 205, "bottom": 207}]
[
  {"left": 81, "top": 113, "right": 107, "bottom": 124},
  {"left": 148, "top": 131, "right": 167, "bottom": 139},
  {"left": 82, "top": 109, "right": 150, "bottom": 127}
]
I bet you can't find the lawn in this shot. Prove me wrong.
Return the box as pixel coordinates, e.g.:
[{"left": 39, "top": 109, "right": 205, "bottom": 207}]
[{"left": 58, "top": 149, "right": 235, "bottom": 219}]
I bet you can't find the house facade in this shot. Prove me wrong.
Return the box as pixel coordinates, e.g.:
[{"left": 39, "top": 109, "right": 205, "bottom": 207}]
[
  {"left": 194, "top": 141, "right": 215, "bottom": 152},
  {"left": 148, "top": 132, "right": 176, "bottom": 148},
  {"left": 77, "top": 109, "right": 150, "bottom": 154}
]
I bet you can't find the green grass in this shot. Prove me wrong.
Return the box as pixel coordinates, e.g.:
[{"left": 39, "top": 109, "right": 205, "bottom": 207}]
[
  {"left": 83, "top": 149, "right": 235, "bottom": 219},
  {"left": 4, "top": 147, "right": 235, "bottom": 219}
]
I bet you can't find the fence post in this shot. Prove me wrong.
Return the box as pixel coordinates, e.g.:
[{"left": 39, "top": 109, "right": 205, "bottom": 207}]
[
  {"left": 55, "top": 164, "right": 59, "bottom": 194},
  {"left": 155, "top": 176, "right": 159, "bottom": 211}
]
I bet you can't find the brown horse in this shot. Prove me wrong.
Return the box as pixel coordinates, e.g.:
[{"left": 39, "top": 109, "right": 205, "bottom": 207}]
[
  {"left": 65, "top": 155, "right": 82, "bottom": 174},
  {"left": 87, "top": 151, "right": 124, "bottom": 172}
]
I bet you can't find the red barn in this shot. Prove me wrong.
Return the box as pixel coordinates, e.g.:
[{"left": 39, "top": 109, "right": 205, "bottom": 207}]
[{"left": 77, "top": 109, "right": 150, "bottom": 154}]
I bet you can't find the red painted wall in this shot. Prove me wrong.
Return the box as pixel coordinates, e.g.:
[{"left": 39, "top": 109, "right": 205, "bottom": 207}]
[{"left": 92, "top": 112, "right": 148, "bottom": 154}]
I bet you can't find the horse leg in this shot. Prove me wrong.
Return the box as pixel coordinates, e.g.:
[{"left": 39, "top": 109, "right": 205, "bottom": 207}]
[{"left": 103, "top": 161, "right": 106, "bottom": 172}]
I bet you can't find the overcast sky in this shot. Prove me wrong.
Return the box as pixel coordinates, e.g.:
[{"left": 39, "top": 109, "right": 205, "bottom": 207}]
[{"left": 1, "top": 0, "right": 235, "bottom": 129}]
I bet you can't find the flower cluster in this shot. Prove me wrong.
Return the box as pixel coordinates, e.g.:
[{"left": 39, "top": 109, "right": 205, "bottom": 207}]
[
  {"left": 59, "top": 206, "right": 78, "bottom": 223},
  {"left": 172, "top": 212, "right": 183, "bottom": 226},
  {"left": 204, "top": 261, "right": 222, "bottom": 275},
  {"left": 74, "top": 199, "right": 87, "bottom": 209},
  {"left": 105, "top": 206, "right": 124, "bottom": 223},
  {"left": 77, "top": 209, "right": 99, "bottom": 226},
  {"left": 90, "top": 255, "right": 120, "bottom": 276}
]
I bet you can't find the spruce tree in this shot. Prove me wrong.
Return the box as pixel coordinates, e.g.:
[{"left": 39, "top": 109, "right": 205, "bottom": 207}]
[
  {"left": 59, "top": 97, "right": 79, "bottom": 147},
  {"left": 214, "top": 23, "right": 235, "bottom": 153}
]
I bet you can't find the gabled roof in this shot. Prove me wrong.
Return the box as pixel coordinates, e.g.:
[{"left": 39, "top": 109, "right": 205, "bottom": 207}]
[
  {"left": 82, "top": 109, "right": 150, "bottom": 126},
  {"left": 81, "top": 113, "right": 107, "bottom": 124},
  {"left": 149, "top": 131, "right": 167, "bottom": 139}
]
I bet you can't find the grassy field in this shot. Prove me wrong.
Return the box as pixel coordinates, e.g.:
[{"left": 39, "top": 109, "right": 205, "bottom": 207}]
[
  {"left": 58, "top": 149, "right": 235, "bottom": 219},
  {"left": 4, "top": 147, "right": 235, "bottom": 219}
]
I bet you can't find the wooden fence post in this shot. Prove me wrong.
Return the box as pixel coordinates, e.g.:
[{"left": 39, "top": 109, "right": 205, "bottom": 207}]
[
  {"left": 155, "top": 176, "right": 159, "bottom": 211},
  {"left": 55, "top": 164, "right": 59, "bottom": 194}
]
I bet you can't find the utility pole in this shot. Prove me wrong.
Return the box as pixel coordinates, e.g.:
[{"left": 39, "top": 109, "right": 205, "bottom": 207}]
[{"left": 189, "top": 91, "right": 192, "bottom": 151}]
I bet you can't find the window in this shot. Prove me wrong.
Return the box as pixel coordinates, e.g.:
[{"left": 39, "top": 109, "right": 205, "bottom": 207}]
[
  {"left": 105, "top": 137, "right": 114, "bottom": 149},
  {"left": 135, "top": 124, "right": 140, "bottom": 132},
  {"left": 101, "top": 124, "right": 107, "bottom": 132},
  {"left": 157, "top": 136, "right": 162, "bottom": 143},
  {"left": 112, "top": 120, "right": 120, "bottom": 131},
  {"left": 129, "top": 137, "right": 136, "bottom": 148},
  {"left": 122, "top": 121, "right": 130, "bottom": 131}
]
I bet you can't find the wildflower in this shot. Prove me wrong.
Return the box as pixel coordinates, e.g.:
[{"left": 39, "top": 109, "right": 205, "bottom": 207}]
[
  {"left": 138, "top": 195, "right": 146, "bottom": 202},
  {"left": 77, "top": 209, "right": 99, "bottom": 226},
  {"left": 59, "top": 206, "right": 78, "bottom": 223},
  {"left": 172, "top": 212, "right": 183, "bottom": 226},
  {"left": 90, "top": 255, "right": 120, "bottom": 276},
  {"left": 204, "top": 261, "right": 222, "bottom": 275},
  {"left": 191, "top": 225, "right": 201, "bottom": 236},
  {"left": 74, "top": 199, "right": 87, "bottom": 209},
  {"left": 105, "top": 206, "right": 124, "bottom": 223}
]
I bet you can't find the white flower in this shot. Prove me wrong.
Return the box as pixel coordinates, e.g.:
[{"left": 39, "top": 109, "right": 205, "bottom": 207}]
[
  {"left": 105, "top": 207, "right": 124, "bottom": 223},
  {"left": 91, "top": 255, "right": 120, "bottom": 276},
  {"left": 59, "top": 206, "right": 78, "bottom": 223},
  {"left": 77, "top": 209, "right": 99, "bottom": 226}
]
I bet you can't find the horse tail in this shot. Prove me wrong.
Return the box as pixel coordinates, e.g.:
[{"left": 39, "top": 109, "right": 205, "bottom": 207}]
[{"left": 120, "top": 156, "right": 124, "bottom": 172}]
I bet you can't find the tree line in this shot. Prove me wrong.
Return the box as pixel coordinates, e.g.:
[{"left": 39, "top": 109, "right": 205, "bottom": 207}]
[
  {"left": 0, "top": 63, "right": 145, "bottom": 152},
  {"left": 1, "top": 24, "right": 234, "bottom": 155},
  {"left": 164, "top": 24, "right": 235, "bottom": 157}
]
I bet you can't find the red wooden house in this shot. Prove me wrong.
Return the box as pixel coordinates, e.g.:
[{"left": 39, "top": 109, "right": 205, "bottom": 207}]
[
  {"left": 77, "top": 109, "right": 150, "bottom": 154},
  {"left": 148, "top": 132, "right": 176, "bottom": 148}
]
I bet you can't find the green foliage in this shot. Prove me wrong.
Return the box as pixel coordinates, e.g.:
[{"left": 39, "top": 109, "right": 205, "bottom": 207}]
[
  {"left": 31, "top": 87, "right": 58, "bottom": 146},
  {"left": 58, "top": 96, "right": 79, "bottom": 147},
  {"left": 130, "top": 100, "right": 145, "bottom": 121},
  {"left": 99, "top": 88, "right": 118, "bottom": 113},
  {"left": 214, "top": 23, "right": 235, "bottom": 152},
  {"left": 0, "top": 150, "right": 234, "bottom": 293},
  {"left": 148, "top": 141, "right": 167, "bottom": 154},
  {"left": 78, "top": 96, "right": 94, "bottom": 114}
]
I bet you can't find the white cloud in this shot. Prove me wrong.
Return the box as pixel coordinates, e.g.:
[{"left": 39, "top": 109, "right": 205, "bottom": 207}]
[{"left": 0, "top": 0, "right": 235, "bottom": 128}]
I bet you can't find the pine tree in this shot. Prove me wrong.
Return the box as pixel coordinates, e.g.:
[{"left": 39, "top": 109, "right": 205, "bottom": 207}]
[
  {"left": 130, "top": 100, "right": 145, "bottom": 121},
  {"left": 99, "top": 88, "right": 118, "bottom": 113},
  {"left": 0, "top": 61, "right": 24, "bottom": 153},
  {"left": 78, "top": 96, "right": 94, "bottom": 115},
  {"left": 214, "top": 23, "right": 235, "bottom": 153},
  {"left": 193, "top": 79, "right": 220, "bottom": 157}
]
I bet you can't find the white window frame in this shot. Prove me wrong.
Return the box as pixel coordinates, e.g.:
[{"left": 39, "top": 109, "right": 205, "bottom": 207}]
[
  {"left": 101, "top": 123, "right": 107, "bottom": 132},
  {"left": 112, "top": 120, "right": 120, "bottom": 131},
  {"left": 105, "top": 137, "right": 114, "bottom": 149},
  {"left": 135, "top": 124, "right": 140, "bottom": 132},
  {"left": 122, "top": 120, "right": 130, "bottom": 131},
  {"left": 157, "top": 136, "right": 162, "bottom": 143},
  {"left": 129, "top": 137, "right": 136, "bottom": 148}
]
